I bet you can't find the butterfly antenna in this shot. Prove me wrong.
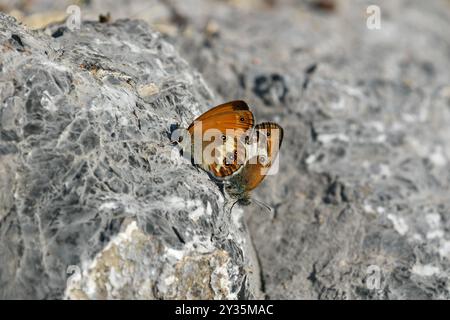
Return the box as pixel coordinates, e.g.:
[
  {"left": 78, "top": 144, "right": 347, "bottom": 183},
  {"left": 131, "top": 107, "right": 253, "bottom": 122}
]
[
  {"left": 229, "top": 199, "right": 239, "bottom": 215},
  {"left": 223, "top": 197, "right": 238, "bottom": 215},
  {"left": 252, "top": 198, "right": 273, "bottom": 213}
]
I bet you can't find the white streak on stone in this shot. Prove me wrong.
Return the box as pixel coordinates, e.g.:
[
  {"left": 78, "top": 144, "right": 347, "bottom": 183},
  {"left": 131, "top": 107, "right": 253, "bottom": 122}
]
[
  {"left": 189, "top": 206, "right": 204, "bottom": 222},
  {"left": 412, "top": 264, "right": 440, "bottom": 277},
  {"left": 318, "top": 133, "right": 349, "bottom": 144},
  {"left": 99, "top": 202, "right": 119, "bottom": 210},
  {"left": 438, "top": 241, "right": 450, "bottom": 258},
  {"left": 427, "top": 230, "right": 444, "bottom": 240},
  {"left": 387, "top": 214, "right": 408, "bottom": 235}
]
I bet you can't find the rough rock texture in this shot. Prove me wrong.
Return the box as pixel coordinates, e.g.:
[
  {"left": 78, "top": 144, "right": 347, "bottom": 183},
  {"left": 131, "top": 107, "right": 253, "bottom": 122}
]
[
  {"left": 2, "top": 0, "right": 450, "bottom": 300},
  {"left": 159, "top": 0, "right": 450, "bottom": 299},
  {"left": 0, "top": 13, "right": 261, "bottom": 299}
]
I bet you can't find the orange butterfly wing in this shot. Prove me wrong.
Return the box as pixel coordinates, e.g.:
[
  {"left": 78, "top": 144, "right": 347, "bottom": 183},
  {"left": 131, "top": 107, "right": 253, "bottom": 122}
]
[
  {"left": 227, "top": 122, "right": 284, "bottom": 195},
  {"left": 187, "top": 101, "right": 254, "bottom": 179},
  {"left": 187, "top": 100, "right": 253, "bottom": 131}
]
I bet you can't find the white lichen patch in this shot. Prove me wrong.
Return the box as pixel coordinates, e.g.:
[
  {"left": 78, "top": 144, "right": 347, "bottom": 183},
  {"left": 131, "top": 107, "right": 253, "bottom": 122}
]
[
  {"left": 65, "top": 220, "right": 160, "bottom": 299},
  {"left": 172, "top": 249, "right": 236, "bottom": 300},
  {"left": 65, "top": 220, "right": 239, "bottom": 300},
  {"left": 363, "top": 202, "right": 375, "bottom": 214},
  {"left": 412, "top": 264, "right": 441, "bottom": 277},
  {"left": 99, "top": 201, "right": 119, "bottom": 211},
  {"left": 317, "top": 133, "right": 350, "bottom": 144},
  {"left": 210, "top": 254, "right": 238, "bottom": 300},
  {"left": 305, "top": 153, "right": 319, "bottom": 165},
  {"left": 165, "top": 197, "right": 210, "bottom": 222},
  {"left": 429, "top": 146, "right": 447, "bottom": 167},
  {"left": 425, "top": 213, "right": 441, "bottom": 229},
  {"left": 189, "top": 206, "right": 205, "bottom": 222},
  {"left": 137, "top": 83, "right": 160, "bottom": 97},
  {"left": 376, "top": 206, "right": 386, "bottom": 214},
  {"left": 425, "top": 213, "right": 444, "bottom": 240},
  {"left": 167, "top": 197, "right": 202, "bottom": 211},
  {"left": 40, "top": 90, "right": 57, "bottom": 112},
  {"left": 438, "top": 241, "right": 450, "bottom": 259},
  {"left": 427, "top": 230, "right": 444, "bottom": 240},
  {"left": 166, "top": 247, "right": 185, "bottom": 261},
  {"left": 387, "top": 214, "right": 409, "bottom": 236},
  {"left": 206, "top": 201, "right": 212, "bottom": 215},
  {"left": 231, "top": 206, "right": 244, "bottom": 230}
]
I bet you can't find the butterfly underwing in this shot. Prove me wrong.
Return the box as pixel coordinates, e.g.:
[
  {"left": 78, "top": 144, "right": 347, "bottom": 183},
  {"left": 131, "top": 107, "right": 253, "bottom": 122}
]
[
  {"left": 186, "top": 100, "right": 254, "bottom": 179},
  {"left": 224, "top": 122, "right": 284, "bottom": 206}
]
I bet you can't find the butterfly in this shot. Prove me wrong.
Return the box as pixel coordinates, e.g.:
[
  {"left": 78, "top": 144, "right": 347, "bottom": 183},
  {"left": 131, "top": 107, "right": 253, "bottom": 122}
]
[
  {"left": 224, "top": 122, "right": 283, "bottom": 207},
  {"left": 175, "top": 100, "right": 283, "bottom": 207}
]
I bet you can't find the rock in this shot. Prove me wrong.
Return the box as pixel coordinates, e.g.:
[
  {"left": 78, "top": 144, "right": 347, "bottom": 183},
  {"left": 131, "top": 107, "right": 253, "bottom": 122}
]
[
  {"left": 156, "top": 0, "right": 450, "bottom": 299},
  {"left": 2, "top": 0, "right": 450, "bottom": 300},
  {"left": 0, "top": 13, "right": 262, "bottom": 299}
]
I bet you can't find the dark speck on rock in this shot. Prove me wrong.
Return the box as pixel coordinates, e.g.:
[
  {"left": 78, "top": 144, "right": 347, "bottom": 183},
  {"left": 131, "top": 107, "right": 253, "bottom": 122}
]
[
  {"left": 253, "top": 73, "right": 288, "bottom": 106},
  {"left": 11, "top": 34, "right": 23, "bottom": 47},
  {"left": 51, "top": 27, "right": 66, "bottom": 38}
]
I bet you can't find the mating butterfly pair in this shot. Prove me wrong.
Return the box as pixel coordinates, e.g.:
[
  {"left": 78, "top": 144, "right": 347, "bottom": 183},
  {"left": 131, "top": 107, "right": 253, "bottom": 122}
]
[{"left": 178, "top": 100, "right": 283, "bottom": 206}]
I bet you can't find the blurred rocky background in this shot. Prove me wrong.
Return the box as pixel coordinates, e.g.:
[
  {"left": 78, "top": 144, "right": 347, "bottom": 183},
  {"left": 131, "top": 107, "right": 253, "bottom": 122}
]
[{"left": 1, "top": 0, "right": 450, "bottom": 299}]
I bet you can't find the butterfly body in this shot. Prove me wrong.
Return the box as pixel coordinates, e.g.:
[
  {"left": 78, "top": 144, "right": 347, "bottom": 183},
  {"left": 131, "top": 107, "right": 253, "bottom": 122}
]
[{"left": 223, "top": 173, "right": 252, "bottom": 206}]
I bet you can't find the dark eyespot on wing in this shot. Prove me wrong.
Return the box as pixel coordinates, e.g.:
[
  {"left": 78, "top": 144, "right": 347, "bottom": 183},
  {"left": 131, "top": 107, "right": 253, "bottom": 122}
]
[{"left": 255, "top": 122, "right": 284, "bottom": 147}]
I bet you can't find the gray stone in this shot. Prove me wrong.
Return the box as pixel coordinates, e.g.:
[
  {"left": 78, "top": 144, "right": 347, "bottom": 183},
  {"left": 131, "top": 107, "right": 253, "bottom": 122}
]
[
  {"left": 0, "top": 13, "right": 261, "bottom": 299},
  {"left": 2, "top": 0, "right": 450, "bottom": 300},
  {"left": 157, "top": 0, "right": 450, "bottom": 299}
]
